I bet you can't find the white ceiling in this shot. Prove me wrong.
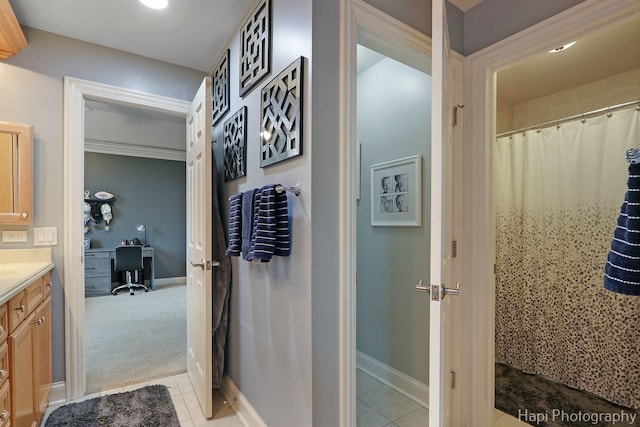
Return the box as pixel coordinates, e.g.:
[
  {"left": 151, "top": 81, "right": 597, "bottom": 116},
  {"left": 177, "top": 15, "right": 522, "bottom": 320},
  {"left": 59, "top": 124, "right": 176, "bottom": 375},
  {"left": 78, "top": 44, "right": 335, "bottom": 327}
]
[
  {"left": 497, "top": 13, "right": 640, "bottom": 105},
  {"left": 10, "top": 0, "right": 637, "bottom": 107},
  {"left": 9, "top": 0, "right": 255, "bottom": 72}
]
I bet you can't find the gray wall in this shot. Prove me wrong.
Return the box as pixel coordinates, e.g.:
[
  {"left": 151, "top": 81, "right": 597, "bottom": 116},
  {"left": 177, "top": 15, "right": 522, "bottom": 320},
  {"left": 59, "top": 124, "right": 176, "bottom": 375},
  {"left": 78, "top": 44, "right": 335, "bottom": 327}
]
[
  {"left": 0, "top": 27, "right": 204, "bottom": 385},
  {"left": 213, "top": 0, "right": 313, "bottom": 425},
  {"left": 84, "top": 152, "right": 186, "bottom": 279},
  {"left": 0, "top": 0, "right": 595, "bottom": 422},
  {"left": 356, "top": 57, "right": 431, "bottom": 384}
]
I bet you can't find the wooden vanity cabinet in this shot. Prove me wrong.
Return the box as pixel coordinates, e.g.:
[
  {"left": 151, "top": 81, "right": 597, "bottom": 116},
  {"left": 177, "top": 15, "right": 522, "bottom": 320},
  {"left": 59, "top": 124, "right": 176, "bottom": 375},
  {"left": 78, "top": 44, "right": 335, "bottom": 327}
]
[{"left": 6, "top": 271, "right": 52, "bottom": 427}]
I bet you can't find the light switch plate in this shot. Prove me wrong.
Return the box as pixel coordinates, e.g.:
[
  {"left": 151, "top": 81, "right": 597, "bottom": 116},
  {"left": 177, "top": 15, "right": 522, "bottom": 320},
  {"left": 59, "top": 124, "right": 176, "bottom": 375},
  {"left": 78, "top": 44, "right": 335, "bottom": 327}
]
[
  {"left": 2, "top": 230, "right": 28, "bottom": 243},
  {"left": 34, "top": 227, "right": 57, "bottom": 246}
]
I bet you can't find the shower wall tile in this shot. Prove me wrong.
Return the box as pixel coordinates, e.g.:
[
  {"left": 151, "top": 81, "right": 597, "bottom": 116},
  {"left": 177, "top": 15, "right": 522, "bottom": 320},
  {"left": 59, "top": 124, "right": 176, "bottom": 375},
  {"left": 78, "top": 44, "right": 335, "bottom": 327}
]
[
  {"left": 504, "top": 67, "right": 640, "bottom": 133},
  {"left": 527, "top": 96, "right": 553, "bottom": 127},
  {"left": 606, "top": 69, "right": 640, "bottom": 105},
  {"left": 496, "top": 96, "right": 513, "bottom": 134}
]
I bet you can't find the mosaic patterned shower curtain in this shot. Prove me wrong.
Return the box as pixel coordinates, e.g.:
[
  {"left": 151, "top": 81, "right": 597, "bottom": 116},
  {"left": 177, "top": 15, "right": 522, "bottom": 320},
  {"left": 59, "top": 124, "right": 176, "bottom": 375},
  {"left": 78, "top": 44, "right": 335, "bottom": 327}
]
[{"left": 494, "top": 108, "right": 640, "bottom": 410}]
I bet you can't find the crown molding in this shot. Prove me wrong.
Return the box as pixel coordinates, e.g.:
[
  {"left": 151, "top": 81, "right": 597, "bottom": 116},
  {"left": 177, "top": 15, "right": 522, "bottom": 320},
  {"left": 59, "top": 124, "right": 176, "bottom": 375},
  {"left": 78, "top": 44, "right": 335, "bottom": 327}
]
[{"left": 84, "top": 139, "right": 186, "bottom": 162}]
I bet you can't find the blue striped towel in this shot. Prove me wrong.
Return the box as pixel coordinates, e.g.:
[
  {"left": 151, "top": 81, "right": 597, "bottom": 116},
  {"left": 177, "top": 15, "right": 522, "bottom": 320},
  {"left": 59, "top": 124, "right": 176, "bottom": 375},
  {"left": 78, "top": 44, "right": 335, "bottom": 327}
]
[
  {"left": 604, "top": 162, "right": 640, "bottom": 296},
  {"left": 249, "top": 184, "right": 291, "bottom": 262},
  {"left": 225, "top": 192, "right": 242, "bottom": 256}
]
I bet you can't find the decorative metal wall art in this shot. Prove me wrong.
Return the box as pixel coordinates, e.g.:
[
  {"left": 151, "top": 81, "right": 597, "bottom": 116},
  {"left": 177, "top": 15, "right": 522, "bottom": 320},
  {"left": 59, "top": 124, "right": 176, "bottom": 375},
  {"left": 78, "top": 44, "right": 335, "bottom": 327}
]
[
  {"left": 212, "top": 49, "right": 230, "bottom": 126},
  {"left": 260, "top": 56, "right": 305, "bottom": 168},
  {"left": 239, "top": 0, "right": 271, "bottom": 97},
  {"left": 223, "top": 106, "right": 248, "bottom": 181}
]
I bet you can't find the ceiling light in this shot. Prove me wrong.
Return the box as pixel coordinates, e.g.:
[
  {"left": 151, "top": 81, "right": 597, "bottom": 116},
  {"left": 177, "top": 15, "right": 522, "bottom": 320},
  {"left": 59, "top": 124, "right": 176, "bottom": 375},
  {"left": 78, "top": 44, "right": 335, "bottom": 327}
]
[
  {"left": 548, "top": 41, "right": 576, "bottom": 53},
  {"left": 140, "top": 0, "right": 168, "bottom": 9}
]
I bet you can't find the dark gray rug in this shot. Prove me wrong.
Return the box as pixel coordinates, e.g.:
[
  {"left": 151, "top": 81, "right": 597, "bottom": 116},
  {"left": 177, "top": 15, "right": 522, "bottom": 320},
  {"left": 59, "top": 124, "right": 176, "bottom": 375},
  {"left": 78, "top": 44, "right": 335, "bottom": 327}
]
[
  {"left": 44, "top": 385, "right": 180, "bottom": 427},
  {"left": 496, "top": 363, "right": 639, "bottom": 427}
]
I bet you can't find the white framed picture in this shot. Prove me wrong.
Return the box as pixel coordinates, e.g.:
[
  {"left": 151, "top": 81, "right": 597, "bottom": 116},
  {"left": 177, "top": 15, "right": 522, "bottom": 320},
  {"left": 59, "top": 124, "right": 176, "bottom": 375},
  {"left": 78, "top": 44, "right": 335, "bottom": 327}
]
[{"left": 370, "top": 155, "right": 422, "bottom": 227}]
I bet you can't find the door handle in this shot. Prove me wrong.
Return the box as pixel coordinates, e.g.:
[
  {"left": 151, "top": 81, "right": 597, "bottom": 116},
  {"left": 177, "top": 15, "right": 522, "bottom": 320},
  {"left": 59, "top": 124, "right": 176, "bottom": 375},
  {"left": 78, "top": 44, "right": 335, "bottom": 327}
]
[
  {"left": 416, "top": 279, "right": 429, "bottom": 292},
  {"left": 416, "top": 280, "right": 460, "bottom": 301},
  {"left": 190, "top": 259, "right": 221, "bottom": 270}
]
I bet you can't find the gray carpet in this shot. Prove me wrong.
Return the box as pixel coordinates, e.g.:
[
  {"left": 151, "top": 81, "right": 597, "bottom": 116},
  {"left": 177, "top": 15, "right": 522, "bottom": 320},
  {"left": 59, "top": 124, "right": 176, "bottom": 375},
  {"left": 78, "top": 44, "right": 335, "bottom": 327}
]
[
  {"left": 85, "top": 284, "right": 187, "bottom": 394},
  {"left": 45, "top": 384, "right": 179, "bottom": 427},
  {"left": 496, "top": 363, "right": 640, "bottom": 427}
]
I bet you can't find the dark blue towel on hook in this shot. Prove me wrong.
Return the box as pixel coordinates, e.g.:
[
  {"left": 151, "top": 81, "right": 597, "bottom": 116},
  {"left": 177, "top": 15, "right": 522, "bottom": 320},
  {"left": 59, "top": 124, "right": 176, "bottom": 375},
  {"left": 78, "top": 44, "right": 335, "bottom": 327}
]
[
  {"left": 604, "top": 162, "right": 640, "bottom": 296},
  {"left": 241, "top": 189, "right": 258, "bottom": 261},
  {"left": 225, "top": 192, "right": 242, "bottom": 256}
]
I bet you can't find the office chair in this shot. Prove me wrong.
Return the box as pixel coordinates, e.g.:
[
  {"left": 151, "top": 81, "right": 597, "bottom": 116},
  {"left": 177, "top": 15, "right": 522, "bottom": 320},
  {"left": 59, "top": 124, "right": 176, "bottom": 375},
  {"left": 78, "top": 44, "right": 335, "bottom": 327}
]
[{"left": 112, "top": 245, "right": 148, "bottom": 296}]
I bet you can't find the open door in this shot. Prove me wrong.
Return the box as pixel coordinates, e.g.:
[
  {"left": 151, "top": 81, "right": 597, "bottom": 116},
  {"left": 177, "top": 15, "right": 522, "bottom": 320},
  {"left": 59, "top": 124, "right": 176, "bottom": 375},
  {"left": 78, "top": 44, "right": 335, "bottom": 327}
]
[
  {"left": 186, "top": 77, "right": 214, "bottom": 418},
  {"left": 427, "top": 0, "right": 460, "bottom": 425}
]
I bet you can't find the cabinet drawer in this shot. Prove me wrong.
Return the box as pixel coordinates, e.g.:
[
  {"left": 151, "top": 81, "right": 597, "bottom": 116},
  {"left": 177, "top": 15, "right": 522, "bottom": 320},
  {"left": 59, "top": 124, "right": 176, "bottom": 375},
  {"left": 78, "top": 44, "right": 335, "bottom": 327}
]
[
  {"left": 0, "top": 305, "right": 7, "bottom": 343},
  {"left": 0, "top": 379, "right": 9, "bottom": 427},
  {"left": 84, "top": 257, "right": 111, "bottom": 274},
  {"left": 8, "top": 292, "right": 26, "bottom": 334},
  {"left": 0, "top": 342, "right": 7, "bottom": 389},
  {"left": 85, "top": 276, "right": 112, "bottom": 297},
  {"left": 25, "top": 277, "right": 45, "bottom": 317},
  {"left": 42, "top": 272, "right": 52, "bottom": 298}
]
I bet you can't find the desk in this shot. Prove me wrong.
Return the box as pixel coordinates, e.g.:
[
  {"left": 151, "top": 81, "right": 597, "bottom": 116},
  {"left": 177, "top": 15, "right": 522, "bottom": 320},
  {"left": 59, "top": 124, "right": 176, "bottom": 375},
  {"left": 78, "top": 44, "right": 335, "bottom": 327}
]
[{"left": 84, "top": 247, "right": 154, "bottom": 297}]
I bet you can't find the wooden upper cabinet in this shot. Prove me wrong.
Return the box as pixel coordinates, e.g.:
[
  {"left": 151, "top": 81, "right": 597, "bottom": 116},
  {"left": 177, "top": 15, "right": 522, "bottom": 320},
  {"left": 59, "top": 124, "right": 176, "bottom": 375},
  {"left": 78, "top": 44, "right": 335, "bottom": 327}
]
[
  {"left": 0, "top": 0, "right": 27, "bottom": 60},
  {"left": 0, "top": 122, "right": 33, "bottom": 225}
]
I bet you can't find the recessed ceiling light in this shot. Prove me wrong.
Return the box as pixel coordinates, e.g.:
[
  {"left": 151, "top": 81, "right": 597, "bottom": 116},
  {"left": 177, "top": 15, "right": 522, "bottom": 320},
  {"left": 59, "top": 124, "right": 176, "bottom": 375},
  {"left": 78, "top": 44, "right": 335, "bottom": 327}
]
[
  {"left": 140, "top": 0, "right": 168, "bottom": 9},
  {"left": 548, "top": 41, "right": 576, "bottom": 53}
]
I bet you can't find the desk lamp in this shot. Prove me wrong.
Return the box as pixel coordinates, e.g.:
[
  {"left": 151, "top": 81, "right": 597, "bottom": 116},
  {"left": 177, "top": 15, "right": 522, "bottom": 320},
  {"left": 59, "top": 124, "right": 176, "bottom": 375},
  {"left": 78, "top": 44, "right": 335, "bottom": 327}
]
[{"left": 136, "top": 224, "right": 147, "bottom": 246}]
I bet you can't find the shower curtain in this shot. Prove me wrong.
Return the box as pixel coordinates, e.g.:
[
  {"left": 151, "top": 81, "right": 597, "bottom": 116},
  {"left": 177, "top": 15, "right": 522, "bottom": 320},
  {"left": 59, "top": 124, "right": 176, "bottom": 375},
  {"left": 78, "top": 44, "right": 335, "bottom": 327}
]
[{"left": 494, "top": 107, "right": 640, "bottom": 410}]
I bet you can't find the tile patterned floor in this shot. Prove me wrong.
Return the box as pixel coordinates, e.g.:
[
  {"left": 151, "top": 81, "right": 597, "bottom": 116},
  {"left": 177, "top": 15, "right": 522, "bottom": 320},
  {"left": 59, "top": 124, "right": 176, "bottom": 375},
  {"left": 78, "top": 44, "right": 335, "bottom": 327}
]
[
  {"left": 494, "top": 408, "right": 532, "bottom": 427},
  {"left": 42, "top": 372, "right": 243, "bottom": 427},
  {"left": 357, "top": 369, "right": 529, "bottom": 427},
  {"left": 43, "top": 369, "right": 530, "bottom": 427},
  {"left": 357, "top": 369, "right": 428, "bottom": 427}
]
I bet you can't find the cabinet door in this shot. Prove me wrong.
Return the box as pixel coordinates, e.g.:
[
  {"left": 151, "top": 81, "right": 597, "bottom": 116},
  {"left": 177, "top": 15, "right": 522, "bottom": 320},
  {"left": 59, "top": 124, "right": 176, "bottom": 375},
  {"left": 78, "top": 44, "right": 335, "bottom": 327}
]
[
  {"left": 9, "top": 311, "right": 36, "bottom": 427},
  {"left": 33, "top": 297, "right": 51, "bottom": 419}
]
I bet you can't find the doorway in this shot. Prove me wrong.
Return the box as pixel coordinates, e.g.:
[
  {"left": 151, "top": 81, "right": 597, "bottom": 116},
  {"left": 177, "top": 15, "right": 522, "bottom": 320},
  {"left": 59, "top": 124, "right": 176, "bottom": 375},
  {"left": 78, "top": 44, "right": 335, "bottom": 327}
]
[
  {"left": 355, "top": 42, "right": 432, "bottom": 426},
  {"left": 463, "top": 0, "right": 640, "bottom": 423},
  {"left": 81, "top": 99, "right": 188, "bottom": 393},
  {"left": 62, "top": 77, "right": 191, "bottom": 401},
  {"left": 493, "top": 13, "right": 640, "bottom": 423}
]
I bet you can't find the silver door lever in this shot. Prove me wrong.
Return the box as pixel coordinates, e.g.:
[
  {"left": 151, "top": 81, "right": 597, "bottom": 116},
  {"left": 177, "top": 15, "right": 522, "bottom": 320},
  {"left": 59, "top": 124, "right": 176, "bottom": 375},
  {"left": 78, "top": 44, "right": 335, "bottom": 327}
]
[
  {"left": 416, "top": 280, "right": 460, "bottom": 301},
  {"left": 190, "top": 259, "right": 221, "bottom": 270},
  {"left": 416, "top": 280, "right": 429, "bottom": 292}
]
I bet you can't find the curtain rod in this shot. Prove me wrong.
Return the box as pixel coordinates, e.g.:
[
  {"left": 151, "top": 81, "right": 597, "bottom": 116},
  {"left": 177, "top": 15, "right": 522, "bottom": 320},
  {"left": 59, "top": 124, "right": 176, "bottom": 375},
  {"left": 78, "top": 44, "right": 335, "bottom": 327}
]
[{"left": 496, "top": 99, "right": 640, "bottom": 138}]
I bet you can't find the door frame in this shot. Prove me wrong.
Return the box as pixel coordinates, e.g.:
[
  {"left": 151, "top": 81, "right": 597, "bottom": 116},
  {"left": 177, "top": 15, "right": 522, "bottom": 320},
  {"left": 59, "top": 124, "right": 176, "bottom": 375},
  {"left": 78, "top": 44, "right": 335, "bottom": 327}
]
[
  {"left": 339, "top": 1, "right": 464, "bottom": 425},
  {"left": 63, "top": 77, "right": 190, "bottom": 401},
  {"left": 463, "top": 0, "right": 640, "bottom": 422}
]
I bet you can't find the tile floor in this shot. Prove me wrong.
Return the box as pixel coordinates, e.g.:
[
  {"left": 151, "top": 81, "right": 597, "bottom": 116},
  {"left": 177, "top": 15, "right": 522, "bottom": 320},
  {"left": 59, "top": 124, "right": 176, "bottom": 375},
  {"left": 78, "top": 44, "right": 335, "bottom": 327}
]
[
  {"left": 357, "top": 369, "right": 530, "bottom": 427},
  {"left": 42, "top": 372, "right": 243, "bottom": 427},
  {"left": 42, "top": 370, "right": 530, "bottom": 427},
  {"left": 356, "top": 369, "right": 428, "bottom": 427}
]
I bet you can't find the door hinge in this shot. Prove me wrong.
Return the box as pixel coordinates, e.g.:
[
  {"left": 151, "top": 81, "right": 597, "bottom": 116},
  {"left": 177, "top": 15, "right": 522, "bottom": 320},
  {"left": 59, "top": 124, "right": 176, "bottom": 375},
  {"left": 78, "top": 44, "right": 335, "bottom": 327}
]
[
  {"left": 452, "top": 240, "right": 457, "bottom": 258},
  {"left": 453, "top": 104, "right": 464, "bottom": 127},
  {"left": 451, "top": 370, "right": 456, "bottom": 389}
]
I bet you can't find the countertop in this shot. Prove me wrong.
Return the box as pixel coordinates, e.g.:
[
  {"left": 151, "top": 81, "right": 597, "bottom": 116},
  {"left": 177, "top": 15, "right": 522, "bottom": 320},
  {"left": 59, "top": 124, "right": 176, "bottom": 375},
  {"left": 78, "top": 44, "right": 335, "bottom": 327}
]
[{"left": 0, "top": 248, "right": 54, "bottom": 305}]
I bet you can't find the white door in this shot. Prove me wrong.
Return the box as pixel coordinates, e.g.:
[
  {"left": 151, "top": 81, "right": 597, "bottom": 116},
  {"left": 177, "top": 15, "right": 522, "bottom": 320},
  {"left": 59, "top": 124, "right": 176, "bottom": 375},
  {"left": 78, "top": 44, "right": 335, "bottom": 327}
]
[
  {"left": 186, "top": 77, "right": 214, "bottom": 418},
  {"left": 428, "top": 0, "right": 459, "bottom": 425}
]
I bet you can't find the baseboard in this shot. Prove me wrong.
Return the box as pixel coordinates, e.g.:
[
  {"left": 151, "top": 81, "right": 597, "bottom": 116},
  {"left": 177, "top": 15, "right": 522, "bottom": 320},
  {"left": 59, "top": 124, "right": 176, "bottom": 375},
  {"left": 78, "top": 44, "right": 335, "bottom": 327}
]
[
  {"left": 48, "top": 381, "right": 67, "bottom": 406},
  {"left": 356, "top": 350, "right": 428, "bottom": 408},
  {"left": 220, "top": 375, "right": 267, "bottom": 427},
  {"left": 154, "top": 276, "right": 186, "bottom": 287}
]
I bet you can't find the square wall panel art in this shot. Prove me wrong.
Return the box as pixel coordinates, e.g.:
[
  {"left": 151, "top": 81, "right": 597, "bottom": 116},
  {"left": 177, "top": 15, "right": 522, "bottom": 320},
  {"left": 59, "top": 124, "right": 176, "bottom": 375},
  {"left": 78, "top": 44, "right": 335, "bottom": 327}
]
[
  {"left": 260, "top": 56, "right": 305, "bottom": 168},
  {"left": 223, "top": 106, "right": 247, "bottom": 181},
  {"left": 212, "top": 49, "right": 230, "bottom": 126},
  {"left": 239, "top": 0, "right": 271, "bottom": 97}
]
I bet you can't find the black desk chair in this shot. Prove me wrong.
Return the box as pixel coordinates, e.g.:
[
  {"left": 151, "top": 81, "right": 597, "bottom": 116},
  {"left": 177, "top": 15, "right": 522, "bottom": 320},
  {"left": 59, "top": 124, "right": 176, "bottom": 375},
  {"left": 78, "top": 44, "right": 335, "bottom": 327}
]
[{"left": 112, "top": 245, "right": 148, "bottom": 296}]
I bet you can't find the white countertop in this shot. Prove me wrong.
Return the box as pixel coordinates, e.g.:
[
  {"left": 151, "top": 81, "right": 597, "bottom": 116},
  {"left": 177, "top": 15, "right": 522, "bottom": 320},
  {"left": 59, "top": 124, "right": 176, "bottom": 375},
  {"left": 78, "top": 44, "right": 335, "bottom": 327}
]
[{"left": 0, "top": 248, "right": 55, "bottom": 305}]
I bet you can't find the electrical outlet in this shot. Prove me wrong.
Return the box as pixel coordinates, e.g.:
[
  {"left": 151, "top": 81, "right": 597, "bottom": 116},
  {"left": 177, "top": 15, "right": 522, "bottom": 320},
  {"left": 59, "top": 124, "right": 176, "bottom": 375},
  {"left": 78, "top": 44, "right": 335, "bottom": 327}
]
[{"left": 2, "top": 230, "right": 28, "bottom": 243}]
